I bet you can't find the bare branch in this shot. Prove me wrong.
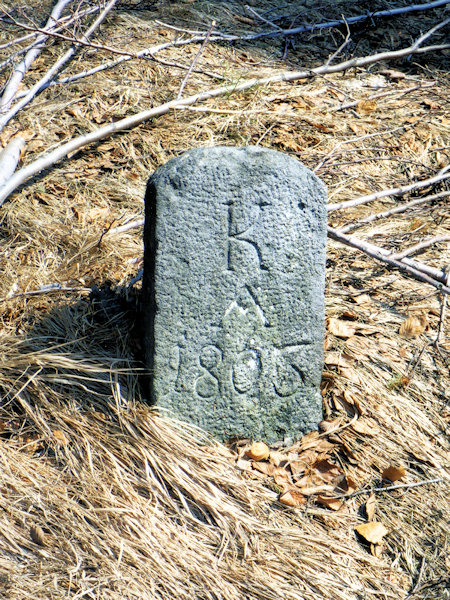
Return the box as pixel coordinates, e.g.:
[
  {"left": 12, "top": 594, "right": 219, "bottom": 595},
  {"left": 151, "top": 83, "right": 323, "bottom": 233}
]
[
  {"left": 333, "top": 82, "right": 436, "bottom": 112},
  {"left": 339, "top": 191, "right": 450, "bottom": 234},
  {"left": 390, "top": 236, "right": 450, "bottom": 260},
  {"left": 0, "top": 5, "right": 99, "bottom": 52},
  {"left": 0, "top": 0, "right": 118, "bottom": 133},
  {"left": 230, "top": 2, "right": 450, "bottom": 42},
  {"left": 0, "top": 0, "right": 72, "bottom": 114},
  {"left": 331, "top": 477, "right": 444, "bottom": 500},
  {"left": 328, "top": 167, "right": 450, "bottom": 212},
  {"left": 177, "top": 20, "right": 215, "bottom": 99},
  {"left": 0, "top": 29, "right": 447, "bottom": 205},
  {"left": 327, "top": 227, "right": 450, "bottom": 294},
  {"left": 0, "top": 136, "right": 25, "bottom": 188}
]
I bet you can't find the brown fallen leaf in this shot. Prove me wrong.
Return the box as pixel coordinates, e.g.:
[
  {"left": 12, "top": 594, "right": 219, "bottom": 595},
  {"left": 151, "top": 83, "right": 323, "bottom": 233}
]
[
  {"left": 279, "top": 490, "right": 307, "bottom": 507},
  {"left": 252, "top": 461, "right": 274, "bottom": 476},
  {"left": 365, "top": 493, "right": 377, "bottom": 521},
  {"left": 273, "top": 466, "right": 291, "bottom": 488},
  {"left": 30, "top": 524, "right": 47, "bottom": 546},
  {"left": 269, "top": 450, "right": 287, "bottom": 467},
  {"left": 317, "top": 495, "right": 344, "bottom": 511},
  {"left": 351, "top": 294, "right": 372, "bottom": 305},
  {"left": 356, "top": 521, "right": 389, "bottom": 544},
  {"left": 382, "top": 464, "right": 406, "bottom": 482},
  {"left": 328, "top": 318, "right": 356, "bottom": 339},
  {"left": 379, "top": 68, "right": 406, "bottom": 80},
  {"left": 315, "top": 459, "right": 342, "bottom": 483},
  {"left": 399, "top": 314, "right": 427, "bottom": 338},
  {"left": 52, "top": 429, "right": 69, "bottom": 446},
  {"left": 324, "top": 351, "right": 354, "bottom": 368},
  {"left": 351, "top": 418, "right": 380, "bottom": 436},
  {"left": 319, "top": 418, "right": 342, "bottom": 433},
  {"left": 246, "top": 441, "right": 270, "bottom": 461},
  {"left": 356, "top": 99, "right": 378, "bottom": 115},
  {"left": 335, "top": 475, "right": 357, "bottom": 495}
]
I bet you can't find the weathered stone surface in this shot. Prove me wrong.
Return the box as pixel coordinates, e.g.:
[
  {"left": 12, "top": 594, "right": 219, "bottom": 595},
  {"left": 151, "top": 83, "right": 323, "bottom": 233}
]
[{"left": 142, "top": 146, "right": 327, "bottom": 443}]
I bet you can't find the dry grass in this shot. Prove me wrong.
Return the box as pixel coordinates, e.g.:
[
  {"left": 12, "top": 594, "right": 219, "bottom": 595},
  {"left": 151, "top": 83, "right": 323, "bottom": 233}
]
[{"left": 0, "top": 1, "right": 449, "bottom": 599}]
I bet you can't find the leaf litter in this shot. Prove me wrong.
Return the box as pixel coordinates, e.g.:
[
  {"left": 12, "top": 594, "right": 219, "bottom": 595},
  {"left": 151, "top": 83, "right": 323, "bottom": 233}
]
[{"left": 0, "top": 1, "right": 449, "bottom": 599}]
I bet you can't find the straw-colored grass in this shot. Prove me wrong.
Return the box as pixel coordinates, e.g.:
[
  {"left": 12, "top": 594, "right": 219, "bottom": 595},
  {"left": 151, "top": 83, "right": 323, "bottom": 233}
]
[{"left": 0, "top": 1, "right": 448, "bottom": 599}]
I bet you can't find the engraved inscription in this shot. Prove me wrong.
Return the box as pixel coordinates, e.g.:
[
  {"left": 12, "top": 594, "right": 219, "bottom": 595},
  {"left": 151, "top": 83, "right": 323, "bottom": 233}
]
[
  {"left": 232, "top": 349, "right": 261, "bottom": 394},
  {"left": 195, "top": 345, "right": 221, "bottom": 399},
  {"left": 173, "top": 291, "right": 307, "bottom": 400},
  {"left": 225, "top": 198, "right": 269, "bottom": 272}
]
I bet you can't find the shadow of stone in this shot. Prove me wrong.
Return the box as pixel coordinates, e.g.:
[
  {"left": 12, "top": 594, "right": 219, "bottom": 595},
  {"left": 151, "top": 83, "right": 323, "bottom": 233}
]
[{"left": 20, "top": 282, "right": 147, "bottom": 412}]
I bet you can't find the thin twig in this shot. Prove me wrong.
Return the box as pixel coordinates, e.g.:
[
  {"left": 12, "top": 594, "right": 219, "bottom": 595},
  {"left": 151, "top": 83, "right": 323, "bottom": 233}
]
[
  {"left": 331, "top": 477, "right": 444, "bottom": 499},
  {"left": 0, "top": 0, "right": 118, "bottom": 133},
  {"left": 334, "top": 82, "right": 436, "bottom": 112},
  {"left": 339, "top": 191, "right": 450, "bottom": 234},
  {"left": 327, "top": 227, "right": 450, "bottom": 294},
  {"left": 228, "top": 2, "right": 450, "bottom": 42},
  {"left": 0, "top": 5, "right": 99, "bottom": 51},
  {"left": 314, "top": 123, "right": 421, "bottom": 173},
  {"left": 0, "top": 29, "right": 447, "bottom": 205},
  {"left": 0, "top": 286, "right": 91, "bottom": 304},
  {"left": 0, "top": 0, "right": 72, "bottom": 114},
  {"left": 328, "top": 167, "right": 450, "bottom": 212},
  {"left": 390, "top": 236, "right": 450, "bottom": 260},
  {"left": 15, "top": 37, "right": 226, "bottom": 95},
  {"left": 177, "top": 20, "right": 215, "bottom": 99}
]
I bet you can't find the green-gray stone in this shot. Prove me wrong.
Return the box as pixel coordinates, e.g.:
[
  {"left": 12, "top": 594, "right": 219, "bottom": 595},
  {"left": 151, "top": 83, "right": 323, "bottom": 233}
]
[{"left": 142, "top": 146, "right": 327, "bottom": 443}]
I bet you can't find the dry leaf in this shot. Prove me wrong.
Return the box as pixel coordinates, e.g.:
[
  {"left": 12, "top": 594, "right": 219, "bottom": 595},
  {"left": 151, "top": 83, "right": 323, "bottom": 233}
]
[
  {"left": 297, "top": 483, "right": 334, "bottom": 496},
  {"left": 87, "top": 205, "right": 112, "bottom": 224},
  {"left": 269, "top": 450, "right": 286, "bottom": 467},
  {"left": 298, "top": 431, "right": 320, "bottom": 448},
  {"left": 328, "top": 318, "right": 356, "bottom": 339},
  {"left": 319, "top": 419, "right": 341, "bottom": 433},
  {"left": 366, "top": 493, "right": 376, "bottom": 521},
  {"left": 252, "top": 461, "right": 274, "bottom": 476},
  {"left": 335, "top": 475, "right": 357, "bottom": 495},
  {"left": 317, "top": 496, "right": 344, "bottom": 511},
  {"left": 356, "top": 100, "right": 377, "bottom": 115},
  {"left": 371, "top": 542, "right": 383, "bottom": 557},
  {"left": 236, "top": 458, "right": 252, "bottom": 471},
  {"left": 30, "top": 524, "right": 46, "bottom": 546},
  {"left": 324, "top": 352, "right": 354, "bottom": 368},
  {"left": 380, "top": 68, "right": 406, "bottom": 80},
  {"left": 356, "top": 521, "right": 389, "bottom": 544},
  {"left": 273, "top": 466, "right": 291, "bottom": 488},
  {"left": 339, "top": 367, "right": 361, "bottom": 384},
  {"left": 246, "top": 441, "right": 270, "bottom": 461},
  {"left": 279, "top": 490, "right": 306, "bottom": 507},
  {"left": 351, "top": 418, "right": 379, "bottom": 436},
  {"left": 382, "top": 465, "right": 406, "bottom": 482},
  {"left": 315, "top": 459, "right": 342, "bottom": 483},
  {"left": 52, "top": 429, "right": 69, "bottom": 446},
  {"left": 399, "top": 315, "right": 427, "bottom": 338},
  {"left": 352, "top": 294, "right": 372, "bottom": 305}
]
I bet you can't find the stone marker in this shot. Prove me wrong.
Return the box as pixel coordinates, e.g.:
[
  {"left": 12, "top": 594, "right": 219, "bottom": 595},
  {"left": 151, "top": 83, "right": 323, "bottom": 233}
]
[{"left": 142, "top": 146, "right": 327, "bottom": 443}]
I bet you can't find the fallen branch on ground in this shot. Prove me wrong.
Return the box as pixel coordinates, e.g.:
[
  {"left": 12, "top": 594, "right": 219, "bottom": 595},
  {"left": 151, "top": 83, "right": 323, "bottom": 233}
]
[
  {"left": 0, "top": 25, "right": 448, "bottom": 206},
  {"left": 327, "top": 227, "right": 450, "bottom": 294},
  {"left": 0, "top": 137, "right": 25, "bottom": 188},
  {"left": 328, "top": 167, "right": 450, "bottom": 212},
  {"left": 390, "top": 236, "right": 450, "bottom": 260},
  {"left": 331, "top": 477, "right": 444, "bottom": 500},
  {"left": 0, "top": 0, "right": 118, "bottom": 133},
  {"left": 185, "top": 1, "right": 450, "bottom": 42},
  {"left": 339, "top": 191, "right": 450, "bottom": 234},
  {"left": 0, "top": 0, "right": 71, "bottom": 114}
]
